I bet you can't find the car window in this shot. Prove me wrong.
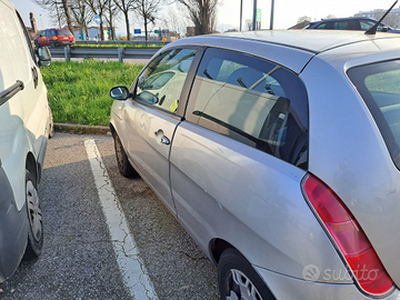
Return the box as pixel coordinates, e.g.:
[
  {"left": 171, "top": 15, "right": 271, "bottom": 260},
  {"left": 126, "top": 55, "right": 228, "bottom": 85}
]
[
  {"left": 348, "top": 61, "right": 400, "bottom": 169},
  {"left": 333, "top": 20, "right": 358, "bottom": 30},
  {"left": 16, "top": 11, "right": 37, "bottom": 65},
  {"left": 360, "top": 20, "right": 387, "bottom": 31},
  {"left": 186, "top": 48, "right": 309, "bottom": 169},
  {"left": 57, "top": 30, "right": 72, "bottom": 35},
  {"left": 135, "top": 48, "right": 197, "bottom": 113},
  {"left": 316, "top": 22, "right": 329, "bottom": 29},
  {"left": 360, "top": 20, "right": 375, "bottom": 30}
]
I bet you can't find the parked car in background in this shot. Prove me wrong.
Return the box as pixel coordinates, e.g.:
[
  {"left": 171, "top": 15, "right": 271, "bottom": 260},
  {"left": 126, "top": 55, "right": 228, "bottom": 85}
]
[
  {"left": 34, "top": 28, "right": 75, "bottom": 47},
  {"left": 0, "top": 0, "right": 52, "bottom": 283},
  {"left": 305, "top": 17, "right": 400, "bottom": 32},
  {"left": 110, "top": 28, "right": 400, "bottom": 300}
]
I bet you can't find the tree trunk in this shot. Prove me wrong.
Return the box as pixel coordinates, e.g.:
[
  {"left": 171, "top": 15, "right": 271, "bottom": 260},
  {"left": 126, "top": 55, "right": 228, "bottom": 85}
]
[
  {"left": 61, "top": 0, "right": 74, "bottom": 34},
  {"left": 99, "top": 14, "right": 104, "bottom": 40},
  {"left": 144, "top": 15, "right": 148, "bottom": 41},
  {"left": 124, "top": 11, "right": 130, "bottom": 40}
]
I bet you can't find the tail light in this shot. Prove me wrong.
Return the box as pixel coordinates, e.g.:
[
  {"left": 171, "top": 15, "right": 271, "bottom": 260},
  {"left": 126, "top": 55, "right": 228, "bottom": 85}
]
[{"left": 302, "top": 174, "right": 393, "bottom": 296}]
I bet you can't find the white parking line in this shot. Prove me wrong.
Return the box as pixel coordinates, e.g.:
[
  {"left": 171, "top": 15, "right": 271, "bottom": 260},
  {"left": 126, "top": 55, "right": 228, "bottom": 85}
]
[{"left": 84, "top": 139, "right": 158, "bottom": 300}]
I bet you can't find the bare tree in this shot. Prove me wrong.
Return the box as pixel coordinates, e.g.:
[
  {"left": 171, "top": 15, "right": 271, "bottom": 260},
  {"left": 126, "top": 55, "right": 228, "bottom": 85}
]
[
  {"left": 69, "top": 0, "right": 93, "bottom": 40},
  {"left": 60, "top": 0, "right": 74, "bottom": 34},
  {"left": 84, "top": 0, "right": 108, "bottom": 40},
  {"left": 176, "top": 0, "right": 219, "bottom": 35},
  {"left": 103, "top": 0, "right": 119, "bottom": 40},
  {"left": 160, "top": 5, "right": 191, "bottom": 37},
  {"left": 297, "top": 16, "right": 311, "bottom": 24},
  {"left": 245, "top": 19, "right": 252, "bottom": 31},
  {"left": 114, "top": 0, "right": 136, "bottom": 40},
  {"left": 34, "top": 0, "right": 74, "bottom": 33},
  {"left": 135, "top": 0, "right": 162, "bottom": 41},
  {"left": 324, "top": 14, "right": 336, "bottom": 20}
]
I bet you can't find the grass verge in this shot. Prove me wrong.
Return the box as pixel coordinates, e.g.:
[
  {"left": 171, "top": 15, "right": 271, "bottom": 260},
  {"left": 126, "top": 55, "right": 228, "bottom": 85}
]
[{"left": 41, "top": 59, "right": 144, "bottom": 126}]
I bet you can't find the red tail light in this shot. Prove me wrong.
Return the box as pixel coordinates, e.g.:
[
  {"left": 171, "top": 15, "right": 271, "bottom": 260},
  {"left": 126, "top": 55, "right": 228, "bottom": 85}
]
[{"left": 303, "top": 174, "right": 393, "bottom": 296}]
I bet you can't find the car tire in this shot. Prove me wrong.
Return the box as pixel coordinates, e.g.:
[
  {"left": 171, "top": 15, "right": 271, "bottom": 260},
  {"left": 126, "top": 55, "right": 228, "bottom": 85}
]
[
  {"left": 218, "top": 248, "right": 276, "bottom": 300},
  {"left": 48, "top": 107, "right": 54, "bottom": 138},
  {"left": 49, "top": 40, "right": 55, "bottom": 48},
  {"left": 113, "top": 132, "right": 136, "bottom": 177},
  {"left": 34, "top": 40, "right": 40, "bottom": 48},
  {"left": 24, "top": 169, "right": 43, "bottom": 259}
]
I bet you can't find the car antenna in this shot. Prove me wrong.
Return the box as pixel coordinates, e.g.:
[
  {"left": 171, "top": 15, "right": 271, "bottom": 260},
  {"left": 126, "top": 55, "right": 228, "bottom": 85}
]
[{"left": 365, "top": 0, "right": 398, "bottom": 34}]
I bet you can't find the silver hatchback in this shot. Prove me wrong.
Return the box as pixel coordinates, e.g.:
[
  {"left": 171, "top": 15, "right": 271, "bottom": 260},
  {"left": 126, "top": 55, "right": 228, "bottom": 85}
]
[{"left": 109, "top": 30, "right": 400, "bottom": 299}]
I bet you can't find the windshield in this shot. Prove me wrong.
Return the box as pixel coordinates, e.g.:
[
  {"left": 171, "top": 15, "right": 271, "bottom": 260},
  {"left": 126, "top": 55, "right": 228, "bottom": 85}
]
[
  {"left": 57, "top": 30, "right": 72, "bottom": 35},
  {"left": 348, "top": 60, "right": 400, "bottom": 169}
]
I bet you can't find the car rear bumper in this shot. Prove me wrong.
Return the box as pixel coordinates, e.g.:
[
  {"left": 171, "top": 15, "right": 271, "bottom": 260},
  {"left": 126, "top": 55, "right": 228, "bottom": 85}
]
[
  {"left": 0, "top": 164, "right": 27, "bottom": 282},
  {"left": 255, "top": 266, "right": 399, "bottom": 300}
]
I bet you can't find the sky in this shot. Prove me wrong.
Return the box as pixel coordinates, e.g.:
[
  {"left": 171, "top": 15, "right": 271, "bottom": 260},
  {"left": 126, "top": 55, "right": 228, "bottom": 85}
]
[{"left": 9, "top": 0, "right": 400, "bottom": 35}]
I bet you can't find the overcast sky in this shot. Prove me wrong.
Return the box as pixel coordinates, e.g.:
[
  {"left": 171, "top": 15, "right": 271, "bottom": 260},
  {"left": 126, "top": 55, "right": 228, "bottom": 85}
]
[{"left": 10, "top": 0, "right": 400, "bottom": 34}]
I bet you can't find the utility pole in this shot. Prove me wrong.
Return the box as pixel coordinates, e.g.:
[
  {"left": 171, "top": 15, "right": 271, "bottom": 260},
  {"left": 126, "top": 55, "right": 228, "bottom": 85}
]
[
  {"left": 270, "top": 0, "right": 275, "bottom": 29},
  {"left": 252, "top": 0, "right": 257, "bottom": 30},
  {"left": 240, "top": 0, "right": 243, "bottom": 31}
]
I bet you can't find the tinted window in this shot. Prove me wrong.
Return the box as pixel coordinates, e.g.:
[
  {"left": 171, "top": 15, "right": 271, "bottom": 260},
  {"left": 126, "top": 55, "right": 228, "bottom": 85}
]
[
  {"left": 360, "top": 20, "right": 386, "bottom": 32},
  {"left": 333, "top": 20, "right": 358, "bottom": 30},
  {"left": 349, "top": 61, "right": 400, "bottom": 169},
  {"left": 135, "top": 48, "right": 196, "bottom": 113},
  {"left": 316, "top": 22, "right": 329, "bottom": 29},
  {"left": 186, "top": 48, "right": 309, "bottom": 169},
  {"left": 57, "top": 30, "right": 72, "bottom": 35}
]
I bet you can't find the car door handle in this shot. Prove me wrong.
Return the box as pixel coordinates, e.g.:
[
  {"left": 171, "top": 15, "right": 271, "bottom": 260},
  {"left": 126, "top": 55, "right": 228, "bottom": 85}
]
[
  {"left": 160, "top": 136, "right": 170, "bottom": 145},
  {"left": 154, "top": 130, "right": 170, "bottom": 145}
]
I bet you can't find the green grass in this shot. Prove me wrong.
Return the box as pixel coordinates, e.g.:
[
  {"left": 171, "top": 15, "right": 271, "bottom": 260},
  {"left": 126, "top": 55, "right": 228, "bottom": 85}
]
[{"left": 41, "top": 59, "right": 144, "bottom": 126}]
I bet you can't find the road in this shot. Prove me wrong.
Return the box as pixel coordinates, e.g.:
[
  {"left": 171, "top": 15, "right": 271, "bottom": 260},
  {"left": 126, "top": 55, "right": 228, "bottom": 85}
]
[{"left": 0, "top": 132, "right": 219, "bottom": 300}]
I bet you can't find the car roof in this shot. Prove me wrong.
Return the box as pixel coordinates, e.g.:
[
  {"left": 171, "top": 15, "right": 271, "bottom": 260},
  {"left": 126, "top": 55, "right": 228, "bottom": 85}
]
[
  {"left": 167, "top": 30, "right": 400, "bottom": 73},
  {"left": 310, "top": 17, "right": 378, "bottom": 24}
]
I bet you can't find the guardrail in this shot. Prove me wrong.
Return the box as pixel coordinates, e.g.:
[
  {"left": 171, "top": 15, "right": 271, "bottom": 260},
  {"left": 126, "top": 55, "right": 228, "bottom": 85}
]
[
  {"left": 75, "top": 40, "right": 167, "bottom": 46},
  {"left": 49, "top": 47, "right": 160, "bottom": 62}
]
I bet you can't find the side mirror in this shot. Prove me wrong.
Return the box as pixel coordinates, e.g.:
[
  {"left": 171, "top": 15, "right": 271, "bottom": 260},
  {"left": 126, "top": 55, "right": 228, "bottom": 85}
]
[
  {"left": 109, "top": 86, "right": 130, "bottom": 100},
  {"left": 382, "top": 26, "right": 389, "bottom": 32},
  {"left": 37, "top": 46, "right": 51, "bottom": 67}
]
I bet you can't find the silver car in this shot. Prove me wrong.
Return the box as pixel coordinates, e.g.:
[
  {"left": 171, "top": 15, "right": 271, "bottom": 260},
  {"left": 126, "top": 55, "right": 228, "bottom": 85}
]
[{"left": 109, "top": 30, "right": 400, "bottom": 299}]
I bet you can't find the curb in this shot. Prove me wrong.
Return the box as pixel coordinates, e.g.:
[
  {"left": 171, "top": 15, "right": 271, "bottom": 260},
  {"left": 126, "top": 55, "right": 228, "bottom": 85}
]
[{"left": 54, "top": 123, "right": 111, "bottom": 136}]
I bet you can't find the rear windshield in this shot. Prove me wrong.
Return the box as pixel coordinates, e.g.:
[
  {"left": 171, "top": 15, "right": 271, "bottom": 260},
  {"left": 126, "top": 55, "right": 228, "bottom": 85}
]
[
  {"left": 348, "top": 60, "right": 400, "bottom": 169},
  {"left": 56, "top": 30, "right": 72, "bottom": 35}
]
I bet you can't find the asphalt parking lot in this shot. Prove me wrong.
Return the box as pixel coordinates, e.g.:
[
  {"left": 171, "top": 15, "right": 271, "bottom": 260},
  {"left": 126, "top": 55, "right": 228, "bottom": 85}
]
[{"left": 0, "top": 132, "right": 219, "bottom": 300}]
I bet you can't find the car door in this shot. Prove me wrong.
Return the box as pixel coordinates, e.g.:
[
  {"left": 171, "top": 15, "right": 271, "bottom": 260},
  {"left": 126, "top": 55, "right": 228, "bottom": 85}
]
[
  {"left": 122, "top": 47, "right": 199, "bottom": 214},
  {"left": 170, "top": 48, "right": 310, "bottom": 255}
]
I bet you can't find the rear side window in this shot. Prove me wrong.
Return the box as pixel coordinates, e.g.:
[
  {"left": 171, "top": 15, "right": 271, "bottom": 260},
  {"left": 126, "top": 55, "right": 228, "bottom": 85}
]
[
  {"left": 186, "top": 48, "right": 309, "bottom": 169},
  {"left": 348, "top": 61, "right": 400, "bottom": 169}
]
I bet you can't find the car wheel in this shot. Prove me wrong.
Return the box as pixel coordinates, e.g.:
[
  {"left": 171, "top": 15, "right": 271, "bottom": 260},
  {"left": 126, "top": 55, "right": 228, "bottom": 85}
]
[
  {"left": 49, "top": 40, "right": 55, "bottom": 48},
  {"left": 34, "top": 40, "right": 40, "bottom": 48},
  {"left": 218, "top": 248, "right": 276, "bottom": 300},
  {"left": 113, "top": 132, "right": 136, "bottom": 177},
  {"left": 48, "top": 107, "right": 54, "bottom": 138},
  {"left": 24, "top": 169, "right": 43, "bottom": 259}
]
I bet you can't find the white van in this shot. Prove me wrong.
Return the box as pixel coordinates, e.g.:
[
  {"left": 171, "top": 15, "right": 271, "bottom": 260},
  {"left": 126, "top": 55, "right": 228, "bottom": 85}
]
[{"left": 0, "top": 0, "right": 52, "bottom": 282}]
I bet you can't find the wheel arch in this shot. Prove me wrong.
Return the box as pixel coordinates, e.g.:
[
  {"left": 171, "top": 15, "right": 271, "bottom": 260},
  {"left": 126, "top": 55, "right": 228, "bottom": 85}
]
[
  {"left": 209, "top": 238, "right": 236, "bottom": 265},
  {"left": 25, "top": 152, "right": 38, "bottom": 186}
]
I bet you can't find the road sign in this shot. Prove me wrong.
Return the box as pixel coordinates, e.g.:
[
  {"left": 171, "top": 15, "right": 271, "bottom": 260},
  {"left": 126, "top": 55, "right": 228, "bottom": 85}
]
[
  {"left": 154, "top": 30, "right": 160, "bottom": 34},
  {"left": 94, "top": 15, "right": 101, "bottom": 25},
  {"left": 134, "top": 29, "right": 141, "bottom": 34},
  {"left": 161, "top": 29, "right": 169, "bottom": 34}
]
